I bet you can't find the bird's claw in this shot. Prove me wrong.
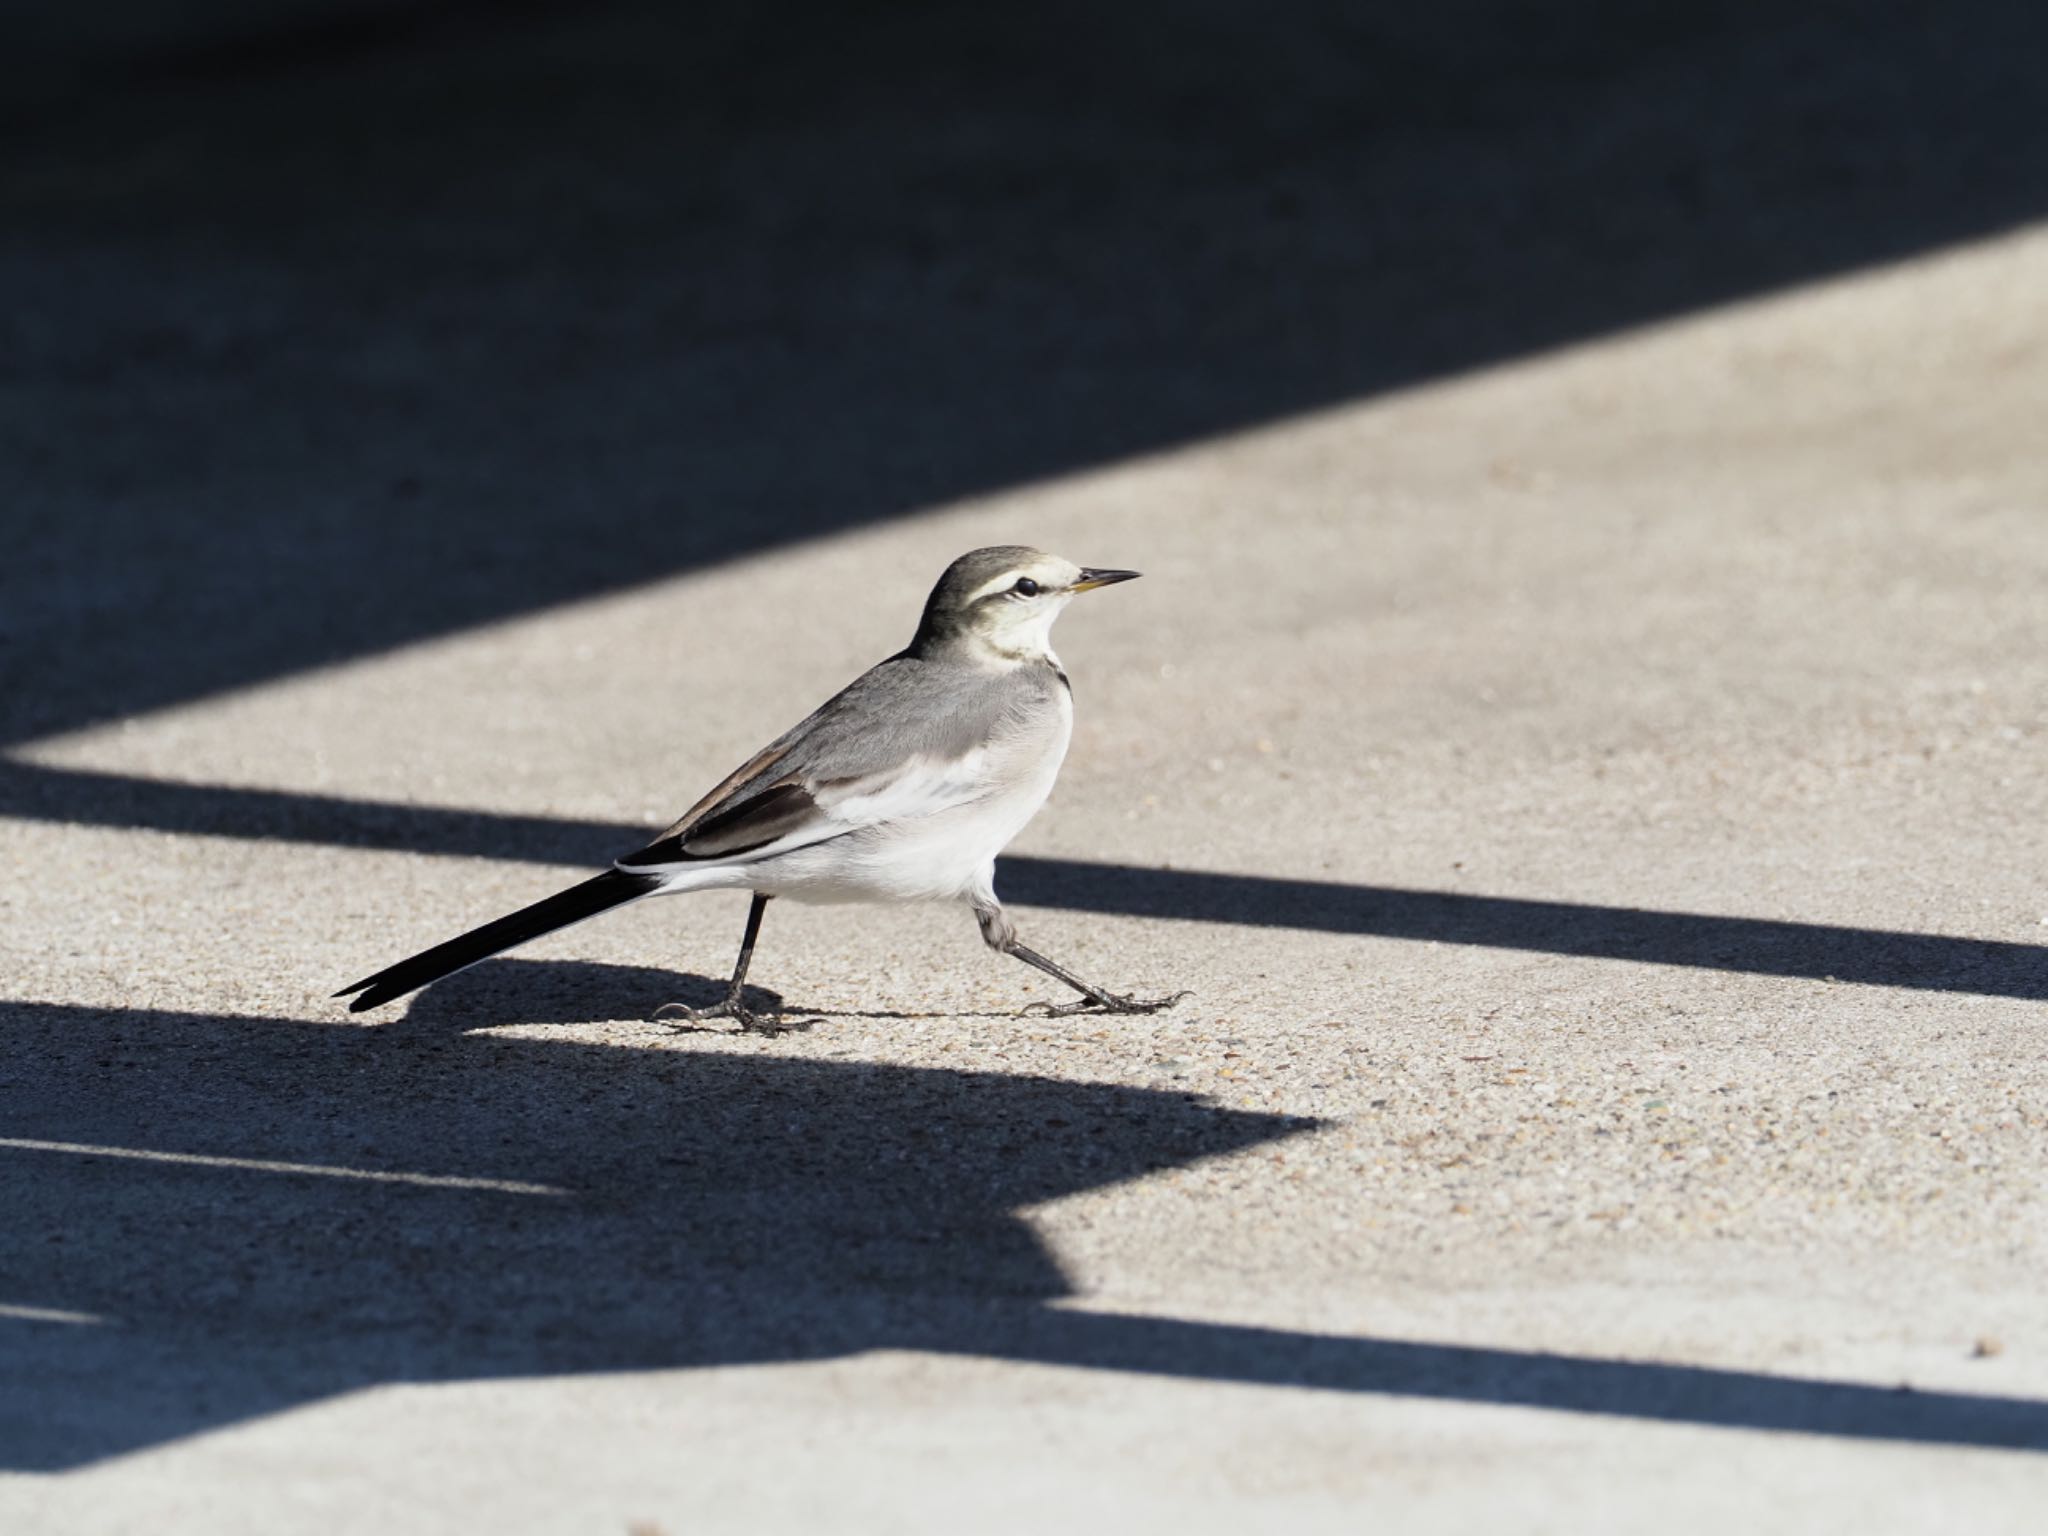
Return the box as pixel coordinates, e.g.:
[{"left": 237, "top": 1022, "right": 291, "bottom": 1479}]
[
  {"left": 1023, "top": 989, "right": 1192, "bottom": 1019},
  {"left": 652, "top": 998, "right": 810, "bottom": 1034}
]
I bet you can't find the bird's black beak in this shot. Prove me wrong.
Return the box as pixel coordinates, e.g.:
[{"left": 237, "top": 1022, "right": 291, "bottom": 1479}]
[{"left": 1070, "top": 568, "right": 1141, "bottom": 593}]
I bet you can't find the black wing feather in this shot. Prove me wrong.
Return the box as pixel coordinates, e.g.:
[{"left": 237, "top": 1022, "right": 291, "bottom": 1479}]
[{"left": 617, "top": 780, "right": 826, "bottom": 867}]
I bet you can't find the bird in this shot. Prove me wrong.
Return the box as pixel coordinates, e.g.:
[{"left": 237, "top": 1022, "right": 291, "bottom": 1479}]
[{"left": 335, "top": 546, "right": 1189, "bottom": 1027}]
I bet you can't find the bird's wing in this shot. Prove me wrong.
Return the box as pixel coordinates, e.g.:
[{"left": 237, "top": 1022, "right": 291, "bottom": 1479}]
[{"left": 615, "top": 655, "right": 1022, "bottom": 873}]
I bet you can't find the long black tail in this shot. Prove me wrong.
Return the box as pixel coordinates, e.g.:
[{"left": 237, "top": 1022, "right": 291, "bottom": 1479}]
[{"left": 335, "top": 869, "right": 663, "bottom": 1013}]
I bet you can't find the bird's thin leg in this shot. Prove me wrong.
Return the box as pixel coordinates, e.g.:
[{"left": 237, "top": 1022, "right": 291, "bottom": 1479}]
[
  {"left": 724, "top": 892, "right": 769, "bottom": 1003},
  {"left": 1007, "top": 942, "right": 1191, "bottom": 1016},
  {"left": 656, "top": 894, "right": 802, "bottom": 1032},
  {"left": 975, "top": 901, "right": 1189, "bottom": 1017}
]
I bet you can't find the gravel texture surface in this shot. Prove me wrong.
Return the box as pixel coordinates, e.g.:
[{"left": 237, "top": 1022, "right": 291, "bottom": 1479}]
[{"left": 6, "top": 4, "right": 2048, "bottom": 1531}]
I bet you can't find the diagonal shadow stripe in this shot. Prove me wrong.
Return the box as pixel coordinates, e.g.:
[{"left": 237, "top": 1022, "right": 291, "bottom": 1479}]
[
  {"left": 0, "top": 993, "right": 1310, "bottom": 1467},
  {"left": 7, "top": 3, "right": 2048, "bottom": 746},
  {"left": 8, "top": 994, "right": 2046, "bottom": 1465},
  {"left": 931, "top": 1308, "right": 2048, "bottom": 1451},
  {"left": 7, "top": 760, "right": 2044, "bottom": 1001}
]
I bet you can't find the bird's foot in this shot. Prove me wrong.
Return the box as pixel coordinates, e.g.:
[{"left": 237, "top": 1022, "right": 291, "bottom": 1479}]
[
  {"left": 652, "top": 996, "right": 811, "bottom": 1034},
  {"left": 1023, "top": 988, "right": 1192, "bottom": 1019}
]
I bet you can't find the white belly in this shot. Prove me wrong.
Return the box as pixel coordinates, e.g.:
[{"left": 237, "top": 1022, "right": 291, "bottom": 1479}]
[{"left": 748, "top": 685, "right": 1072, "bottom": 905}]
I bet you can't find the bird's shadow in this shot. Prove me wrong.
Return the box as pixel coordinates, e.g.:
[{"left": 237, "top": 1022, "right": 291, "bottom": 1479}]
[
  {"left": 389, "top": 959, "right": 782, "bottom": 1033},
  {"left": 387, "top": 959, "right": 1035, "bottom": 1035}
]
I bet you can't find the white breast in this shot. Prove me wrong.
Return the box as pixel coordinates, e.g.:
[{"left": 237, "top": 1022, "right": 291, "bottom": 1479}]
[{"left": 755, "top": 680, "right": 1073, "bottom": 905}]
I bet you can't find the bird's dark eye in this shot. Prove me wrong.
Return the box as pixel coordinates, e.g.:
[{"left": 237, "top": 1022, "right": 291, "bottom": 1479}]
[{"left": 1012, "top": 577, "right": 1040, "bottom": 597}]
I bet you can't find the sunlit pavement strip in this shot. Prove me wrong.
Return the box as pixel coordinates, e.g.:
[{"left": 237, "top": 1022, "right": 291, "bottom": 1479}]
[
  {"left": 8, "top": 72, "right": 2048, "bottom": 1532},
  {"left": 0, "top": 1304, "right": 111, "bottom": 1326},
  {"left": 0, "top": 1138, "right": 570, "bottom": 1197}
]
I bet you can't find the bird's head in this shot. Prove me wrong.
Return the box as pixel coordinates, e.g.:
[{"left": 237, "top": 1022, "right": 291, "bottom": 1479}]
[{"left": 914, "top": 545, "right": 1141, "bottom": 663}]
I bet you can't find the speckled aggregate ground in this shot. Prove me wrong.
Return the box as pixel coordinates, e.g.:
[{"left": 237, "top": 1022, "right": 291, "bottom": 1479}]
[{"left": 7, "top": 7, "right": 2048, "bottom": 1530}]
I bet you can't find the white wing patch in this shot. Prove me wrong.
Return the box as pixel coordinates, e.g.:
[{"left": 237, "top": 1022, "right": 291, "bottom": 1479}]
[
  {"left": 638, "top": 683, "right": 1073, "bottom": 905},
  {"left": 817, "top": 748, "right": 998, "bottom": 825}
]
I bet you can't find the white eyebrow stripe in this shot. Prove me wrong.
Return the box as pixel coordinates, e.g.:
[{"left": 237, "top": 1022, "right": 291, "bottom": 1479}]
[{"left": 963, "top": 571, "right": 1025, "bottom": 604}]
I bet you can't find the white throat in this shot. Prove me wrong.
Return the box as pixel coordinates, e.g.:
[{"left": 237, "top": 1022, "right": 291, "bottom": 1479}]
[{"left": 971, "top": 599, "right": 1068, "bottom": 666}]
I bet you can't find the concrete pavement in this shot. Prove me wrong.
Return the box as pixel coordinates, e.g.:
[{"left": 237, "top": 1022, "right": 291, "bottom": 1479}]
[
  {"left": 7, "top": 224, "right": 2048, "bottom": 1528},
  {"left": 6, "top": 3, "right": 2048, "bottom": 1529}
]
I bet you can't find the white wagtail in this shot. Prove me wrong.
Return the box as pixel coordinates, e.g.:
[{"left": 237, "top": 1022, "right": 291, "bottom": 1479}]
[{"left": 337, "top": 546, "right": 1188, "bottom": 1026}]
